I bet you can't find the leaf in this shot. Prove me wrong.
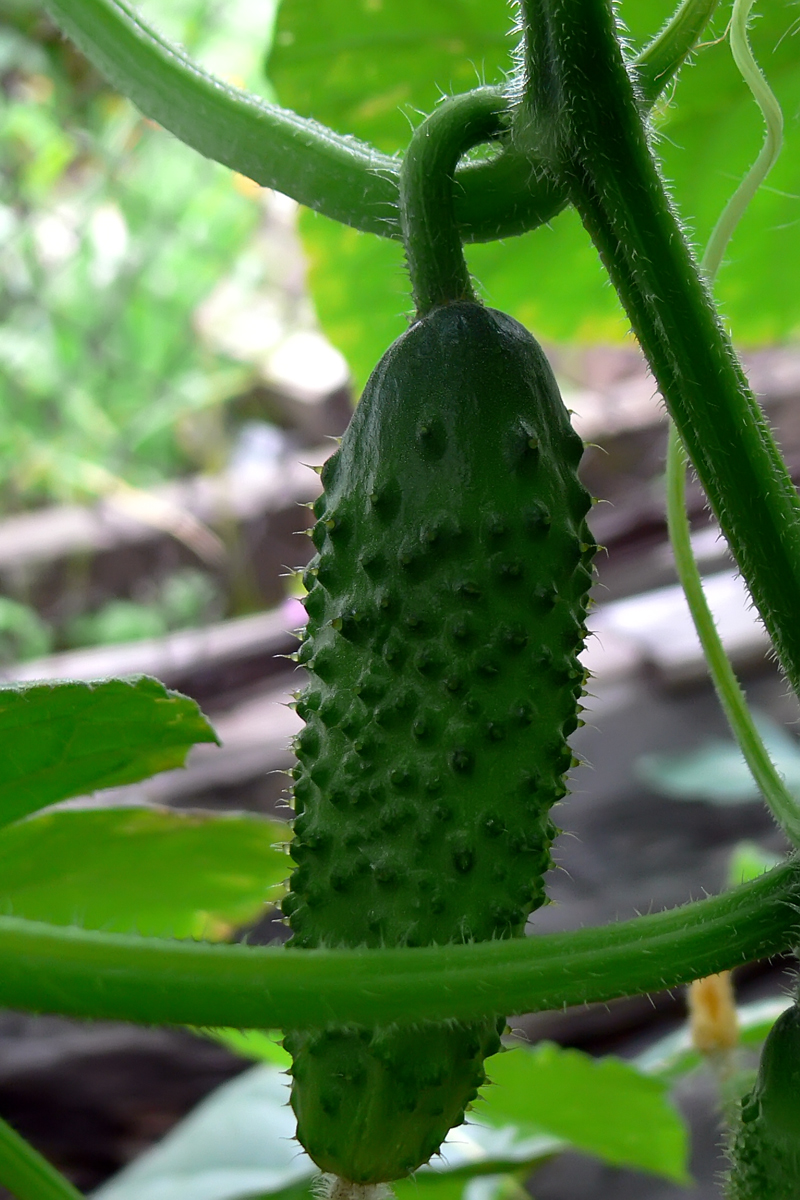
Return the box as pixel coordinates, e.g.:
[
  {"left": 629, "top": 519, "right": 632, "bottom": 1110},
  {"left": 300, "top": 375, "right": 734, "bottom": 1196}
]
[
  {"left": 268, "top": 0, "right": 515, "bottom": 155},
  {"left": 0, "top": 677, "right": 218, "bottom": 830},
  {"left": 199, "top": 1029, "right": 292, "bottom": 1068},
  {"left": 475, "top": 1044, "right": 689, "bottom": 1183},
  {"left": 0, "top": 806, "right": 289, "bottom": 938},
  {"left": 91, "top": 1064, "right": 314, "bottom": 1200},
  {"left": 635, "top": 712, "right": 800, "bottom": 804},
  {"left": 299, "top": 209, "right": 409, "bottom": 392},
  {"left": 727, "top": 840, "right": 784, "bottom": 887},
  {"left": 634, "top": 995, "right": 794, "bottom": 1084},
  {"left": 91, "top": 1060, "right": 563, "bottom": 1200},
  {"left": 293, "top": 1, "right": 800, "bottom": 385}
]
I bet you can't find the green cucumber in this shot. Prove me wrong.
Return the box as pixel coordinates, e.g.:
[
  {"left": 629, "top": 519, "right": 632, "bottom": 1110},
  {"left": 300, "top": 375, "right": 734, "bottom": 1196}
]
[
  {"left": 282, "top": 299, "right": 594, "bottom": 1183},
  {"left": 726, "top": 1001, "right": 800, "bottom": 1199}
]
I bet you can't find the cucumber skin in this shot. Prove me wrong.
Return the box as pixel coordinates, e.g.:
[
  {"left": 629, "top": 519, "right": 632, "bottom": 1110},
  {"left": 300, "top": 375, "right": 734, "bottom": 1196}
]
[
  {"left": 283, "top": 302, "right": 594, "bottom": 1183},
  {"left": 727, "top": 1004, "right": 800, "bottom": 1200}
]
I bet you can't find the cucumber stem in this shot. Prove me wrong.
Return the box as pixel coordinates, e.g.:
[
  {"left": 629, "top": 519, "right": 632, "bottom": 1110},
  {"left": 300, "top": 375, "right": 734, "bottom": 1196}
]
[
  {"left": 400, "top": 89, "right": 510, "bottom": 315},
  {"left": 519, "top": 0, "right": 800, "bottom": 701},
  {"left": 0, "top": 860, "right": 797, "bottom": 1029}
]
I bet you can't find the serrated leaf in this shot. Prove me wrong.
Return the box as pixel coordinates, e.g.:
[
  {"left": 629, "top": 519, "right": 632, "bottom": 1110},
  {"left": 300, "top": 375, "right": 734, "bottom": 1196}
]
[
  {"left": 0, "top": 806, "right": 289, "bottom": 938},
  {"left": 476, "top": 1045, "right": 689, "bottom": 1183},
  {"left": 0, "top": 677, "right": 218, "bottom": 830},
  {"left": 268, "top": 0, "right": 515, "bottom": 154}
]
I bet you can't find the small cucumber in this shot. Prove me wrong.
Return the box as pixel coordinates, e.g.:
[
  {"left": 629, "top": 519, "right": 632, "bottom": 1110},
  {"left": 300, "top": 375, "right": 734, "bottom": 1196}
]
[
  {"left": 727, "top": 1002, "right": 800, "bottom": 1199},
  {"left": 283, "top": 300, "right": 594, "bottom": 1183}
]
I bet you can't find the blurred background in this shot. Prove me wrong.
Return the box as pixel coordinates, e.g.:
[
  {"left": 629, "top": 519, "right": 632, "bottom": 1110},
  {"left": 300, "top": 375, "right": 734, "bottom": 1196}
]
[{"left": 0, "top": 0, "right": 799, "bottom": 1197}]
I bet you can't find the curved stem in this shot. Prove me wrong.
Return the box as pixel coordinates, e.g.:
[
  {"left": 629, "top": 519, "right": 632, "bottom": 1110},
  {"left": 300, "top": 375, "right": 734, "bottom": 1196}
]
[
  {"left": 0, "top": 862, "right": 797, "bottom": 1029},
  {"left": 666, "top": 0, "right": 800, "bottom": 844},
  {"left": 0, "top": 1116, "right": 84, "bottom": 1200},
  {"left": 43, "top": 0, "right": 717, "bottom": 243},
  {"left": 400, "top": 90, "right": 510, "bottom": 314},
  {"left": 521, "top": 0, "right": 800, "bottom": 701},
  {"left": 632, "top": 0, "right": 721, "bottom": 108},
  {"left": 667, "top": 426, "right": 800, "bottom": 843},
  {"left": 703, "top": 0, "right": 784, "bottom": 281}
]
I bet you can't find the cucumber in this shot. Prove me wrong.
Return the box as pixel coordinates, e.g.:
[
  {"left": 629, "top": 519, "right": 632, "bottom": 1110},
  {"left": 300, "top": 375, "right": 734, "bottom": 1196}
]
[
  {"left": 727, "top": 1002, "right": 800, "bottom": 1199},
  {"left": 283, "top": 300, "right": 594, "bottom": 1183}
]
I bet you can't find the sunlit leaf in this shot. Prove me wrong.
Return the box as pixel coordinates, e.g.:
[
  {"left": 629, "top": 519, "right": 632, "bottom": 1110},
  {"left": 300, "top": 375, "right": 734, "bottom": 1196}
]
[
  {"left": 268, "top": 0, "right": 515, "bottom": 154},
  {"left": 0, "top": 677, "right": 218, "bottom": 830},
  {"left": 476, "top": 1044, "right": 689, "bottom": 1182},
  {"left": 290, "top": 0, "right": 800, "bottom": 387},
  {"left": 0, "top": 806, "right": 289, "bottom": 937}
]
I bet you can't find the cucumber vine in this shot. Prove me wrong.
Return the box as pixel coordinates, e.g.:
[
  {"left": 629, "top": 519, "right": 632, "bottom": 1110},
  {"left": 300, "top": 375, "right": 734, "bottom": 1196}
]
[{"left": 2, "top": 0, "right": 800, "bottom": 1196}]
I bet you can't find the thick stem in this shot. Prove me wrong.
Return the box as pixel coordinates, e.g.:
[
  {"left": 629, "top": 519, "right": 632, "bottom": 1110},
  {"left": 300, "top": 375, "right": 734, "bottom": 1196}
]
[
  {"left": 520, "top": 0, "right": 800, "bottom": 699},
  {"left": 44, "top": 0, "right": 717, "bottom": 243},
  {"left": 0, "top": 862, "right": 797, "bottom": 1029},
  {"left": 400, "top": 90, "right": 510, "bottom": 314}
]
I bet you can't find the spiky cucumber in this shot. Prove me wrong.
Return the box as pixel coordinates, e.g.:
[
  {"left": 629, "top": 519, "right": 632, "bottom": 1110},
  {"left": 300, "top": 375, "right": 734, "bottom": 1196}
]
[
  {"left": 282, "top": 300, "right": 594, "bottom": 1183},
  {"left": 726, "top": 1002, "right": 800, "bottom": 1199}
]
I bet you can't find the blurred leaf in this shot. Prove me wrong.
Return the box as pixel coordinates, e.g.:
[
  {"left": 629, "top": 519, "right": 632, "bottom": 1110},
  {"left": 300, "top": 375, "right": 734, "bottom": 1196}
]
[
  {"left": 0, "top": 676, "right": 218, "bottom": 829},
  {"left": 66, "top": 600, "right": 169, "bottom": 648},
  {"left": 92, "top": 1060, "right": 562, "bottom": 1200},
  {"left": 476, "top": 1044, "right": 689, "bottom": 1183},
  {"left": 0, "top": 598, "right": 52, "bottom": 664},
  {"left": 634, "top": 995, "right": 794, "bottom": 1083},
  {"left": 0, "top": 806, "right": 288, "bottom": 937},
  {"left": 268, "top": 0, "right": 515, "bottom": 154},
  {"left": 200, "top": 1028, "right": 292, "bottom": 1068},
  {"left": 635, "top": 712, "right": 800, "bottom": 804},
  {"left": 299, "top": 208, "right": 409, "bottom": 392},
  {"left": 91, "top": 1064, "right": 314, "bottom": 1200},
  {"left": 727, "top": 840, "right": 784, "bottom": 887}
]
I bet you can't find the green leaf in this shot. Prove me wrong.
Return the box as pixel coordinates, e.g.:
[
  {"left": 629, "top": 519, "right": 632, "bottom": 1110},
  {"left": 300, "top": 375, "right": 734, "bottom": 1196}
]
[
  {"left": 0, "top": 806, "right": 288, "bottom": 938},
  {"left": 635, "top": 712, "right": 800, "bottom": 804},
  {"left": 268, "top": 0, "right": 515, "bottom": 155},
  {"left": 728, "top": 840, "right": 784, "bottom": 887},
  {"left": 641, "top": 0, "right": 800, "bottom": 343},
  {"left": 297, "top": 0, "right": 800, "bottom": 382},
  {"left": 92, "top": 1061, "right": 562, "bottom": 1200},
  {"left": 0, "top": 677, "right": 218, "bottom": 830},
  {"left": 476, "top": 1044, "right": 690, "bottom": 1183},
  {"left": 199, "top": 1028, "right": 292, "bottom": 1068},
  {"left": 299, "top": 182, "right": 631, "bottom": 394},
  {"left": 91, "top": 1064, "right": 314, "bottom": 1200},
  {"left": 299, "top": 208, "right": 409, "bottom": 392}
]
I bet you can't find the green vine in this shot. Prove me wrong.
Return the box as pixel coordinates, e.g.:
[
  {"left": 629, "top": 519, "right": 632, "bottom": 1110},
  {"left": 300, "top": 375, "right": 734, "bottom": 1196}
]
[
  {"left": 666, "top": 0, "right": 799, "bottom": 844},
  {"left": 520, "top": 0, "right": 800, "bottom": 703},
  {"left": 42, "top": 0, "right": 718, "bottom": 242},
  {"left": 0, "top": 861, "right": 797, "bottom": 1029},
  {"left": 400, "top": 90, "right": 510, "bottom": 314}
]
